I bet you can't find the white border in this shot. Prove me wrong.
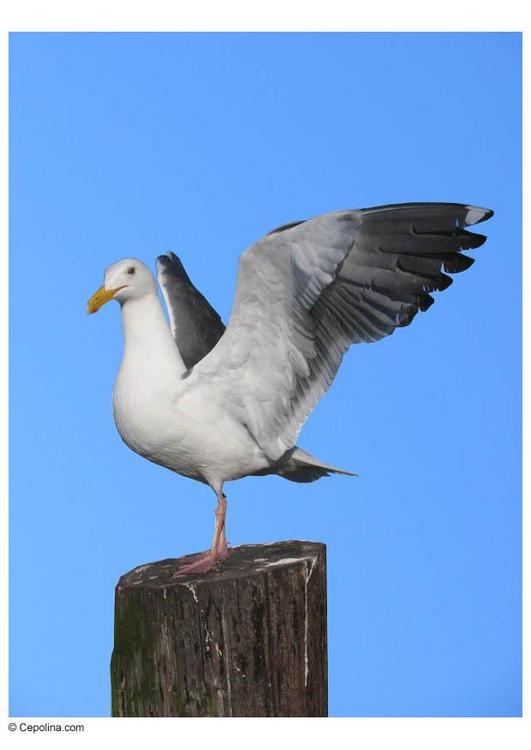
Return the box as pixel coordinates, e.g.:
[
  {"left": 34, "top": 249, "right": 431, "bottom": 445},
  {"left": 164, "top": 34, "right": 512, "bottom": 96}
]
[
  {"left": 1, "top": 2, "right": 526, "bottom": 748},
  {"left": 0, "top": 1, "right": 527, "bottom": 31}
]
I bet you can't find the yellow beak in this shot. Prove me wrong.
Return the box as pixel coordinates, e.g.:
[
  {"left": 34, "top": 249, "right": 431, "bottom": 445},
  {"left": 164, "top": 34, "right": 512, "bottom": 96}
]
[{"left": 86, "top": 285, "right": 124, "bottom": 314}]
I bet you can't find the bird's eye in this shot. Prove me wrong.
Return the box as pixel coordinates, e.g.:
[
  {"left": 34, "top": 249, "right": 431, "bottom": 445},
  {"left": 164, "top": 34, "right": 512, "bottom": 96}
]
[{"left": 127, "top": 266, "right": 136, "bottom": 275}]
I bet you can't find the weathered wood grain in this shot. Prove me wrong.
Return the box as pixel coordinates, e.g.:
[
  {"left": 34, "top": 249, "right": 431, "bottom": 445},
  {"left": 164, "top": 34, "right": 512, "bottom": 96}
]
[{"left": 111, "top": 540, "right": 327, "bottom": 717}]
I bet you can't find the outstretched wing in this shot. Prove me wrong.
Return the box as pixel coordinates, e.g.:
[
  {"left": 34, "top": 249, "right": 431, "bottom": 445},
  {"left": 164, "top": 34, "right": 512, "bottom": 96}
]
[
  {"left": 156, "top": 252, "right": 226, "bottom": 369},
  {"left": 186, "top": 203, "right": 493, "bottom": 461}
]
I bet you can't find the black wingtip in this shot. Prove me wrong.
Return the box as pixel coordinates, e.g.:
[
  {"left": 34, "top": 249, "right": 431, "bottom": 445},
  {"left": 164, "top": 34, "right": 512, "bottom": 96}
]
[
  {"left": 464, "top": 206, "right": 494, "bottom": 226},
  {"left": 155, "top": 251, "right": 191, "bottom": 282}
]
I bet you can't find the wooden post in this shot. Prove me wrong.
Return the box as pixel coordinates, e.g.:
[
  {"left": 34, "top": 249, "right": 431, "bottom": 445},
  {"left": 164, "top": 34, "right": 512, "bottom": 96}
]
[{"left": 111, "top": 540, "right": 327, "bottom": 717}]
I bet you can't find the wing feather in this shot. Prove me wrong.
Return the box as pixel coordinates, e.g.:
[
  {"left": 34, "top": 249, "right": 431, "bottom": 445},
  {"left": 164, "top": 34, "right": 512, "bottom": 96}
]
[
  {"left": 156, "top": 252, "right": 225, "bottom": 369},
  {"left": 186, "top": 203, "right": 493, "bottom": 460}
]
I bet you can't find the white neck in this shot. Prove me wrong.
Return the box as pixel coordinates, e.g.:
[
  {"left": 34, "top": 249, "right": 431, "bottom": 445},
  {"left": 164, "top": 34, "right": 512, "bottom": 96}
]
[{"left": 119, "top": 291, "right": 186, "bottom": 381}]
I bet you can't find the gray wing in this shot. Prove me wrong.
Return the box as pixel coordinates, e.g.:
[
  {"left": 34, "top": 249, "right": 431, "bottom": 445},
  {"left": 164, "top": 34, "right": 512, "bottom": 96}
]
[
  {"left": 156, "top": 252, "right": 225, "bottom": 369},
  {"left": 186, "top": 203, "right": 493, "bottom": 461}
]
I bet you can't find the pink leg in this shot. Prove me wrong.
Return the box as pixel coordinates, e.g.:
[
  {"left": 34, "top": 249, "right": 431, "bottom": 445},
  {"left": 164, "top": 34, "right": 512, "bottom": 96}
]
[
  {"left": 173, "top": 491, "right": 230, "bottom": 577},
  {"left": 216, "top": 494, "right": 229, "bottom": 560}
]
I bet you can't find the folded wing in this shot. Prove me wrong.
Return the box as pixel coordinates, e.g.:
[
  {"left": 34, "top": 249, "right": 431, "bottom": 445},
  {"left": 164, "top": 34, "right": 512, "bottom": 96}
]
[{"left": 187, "top": 203, "right": 493, "bottom": 460}]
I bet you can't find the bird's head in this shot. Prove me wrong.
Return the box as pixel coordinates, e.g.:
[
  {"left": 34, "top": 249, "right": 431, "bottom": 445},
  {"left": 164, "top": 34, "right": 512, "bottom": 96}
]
[{"left": 86, "top": 258, "right": 156, "bottom": 314}]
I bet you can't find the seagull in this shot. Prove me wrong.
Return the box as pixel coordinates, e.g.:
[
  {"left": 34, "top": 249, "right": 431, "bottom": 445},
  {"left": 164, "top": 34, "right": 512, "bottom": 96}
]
[{"left": 87, "top": 202, "right": 493, "bottom": 576}]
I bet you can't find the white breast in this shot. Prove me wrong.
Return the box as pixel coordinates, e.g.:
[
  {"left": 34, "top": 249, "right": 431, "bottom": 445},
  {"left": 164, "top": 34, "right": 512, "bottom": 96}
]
[{"left": 112, "top": 290, "right": 272, "bottom": 486}]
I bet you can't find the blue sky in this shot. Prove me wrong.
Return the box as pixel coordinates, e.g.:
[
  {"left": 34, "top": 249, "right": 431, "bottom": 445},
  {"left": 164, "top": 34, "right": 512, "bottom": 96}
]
[{"left": 9, "top": 32, "right": 521, "bottom": 717}]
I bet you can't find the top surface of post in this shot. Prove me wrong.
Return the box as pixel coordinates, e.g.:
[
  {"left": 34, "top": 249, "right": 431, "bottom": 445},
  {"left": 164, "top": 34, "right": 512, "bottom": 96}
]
[{"left": 117, "top": 540, "right": 325, "bottom": 589}]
